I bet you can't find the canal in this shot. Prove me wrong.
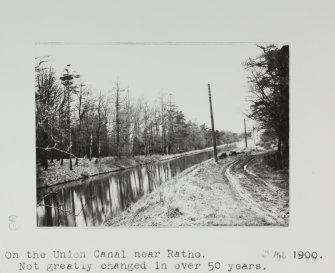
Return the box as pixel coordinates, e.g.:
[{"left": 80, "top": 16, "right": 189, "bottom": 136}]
[{"left": 36, "top": 146, "right": 231, "bottom": 227}]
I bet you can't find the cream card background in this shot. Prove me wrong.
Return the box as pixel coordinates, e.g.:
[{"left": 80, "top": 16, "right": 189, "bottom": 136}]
[{"left": 0, "top": 1, "right": 334, "bottom": 272}]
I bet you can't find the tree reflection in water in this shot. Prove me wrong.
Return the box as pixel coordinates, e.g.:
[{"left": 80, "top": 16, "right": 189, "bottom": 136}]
[{"left": 37, "top": 150, "right": 220, "bottom": 226}]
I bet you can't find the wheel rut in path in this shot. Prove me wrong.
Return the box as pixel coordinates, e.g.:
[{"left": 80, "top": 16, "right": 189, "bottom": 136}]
[{"left": 224, "top": 154, "right": 288, "bottom": 226}]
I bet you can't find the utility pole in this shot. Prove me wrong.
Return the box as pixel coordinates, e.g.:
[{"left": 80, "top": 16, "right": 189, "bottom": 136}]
[
  {"left": 244, "top": 119, "right": 248, "bottom": 148},
  {"left": 208, "top": 84, "right": 218, "bottom": 163}
]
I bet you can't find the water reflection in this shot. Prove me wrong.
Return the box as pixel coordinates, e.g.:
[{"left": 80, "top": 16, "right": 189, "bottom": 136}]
[{"left": 37, "top": 150, "right": 222, "bottom": 226}]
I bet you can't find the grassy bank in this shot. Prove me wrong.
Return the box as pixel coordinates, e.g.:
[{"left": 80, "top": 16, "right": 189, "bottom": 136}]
[
  {"left": 37, "top": 144, "right": 231, "bottom": 189},
  {"left": 104, "top": 153, "right": 272, "bottom": 227}
]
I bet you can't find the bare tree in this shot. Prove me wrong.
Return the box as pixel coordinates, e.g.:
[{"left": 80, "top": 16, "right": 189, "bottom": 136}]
[
  {"left": 243, "top": 45, "right": 289, "bottom": 166},
  {"left": 59, "top": 65, "right": 80, "bottom": 170},
  {"left": 35, "top": 57, "right": 63, "bottom": 169},
  {"left": 95, "top": 92, "right": 106, "bottom": 162}
]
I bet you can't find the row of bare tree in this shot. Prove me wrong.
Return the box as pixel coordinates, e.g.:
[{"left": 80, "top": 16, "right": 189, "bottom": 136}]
[{"left": 35, "top": 58, "right": 242, "bottom": 170}]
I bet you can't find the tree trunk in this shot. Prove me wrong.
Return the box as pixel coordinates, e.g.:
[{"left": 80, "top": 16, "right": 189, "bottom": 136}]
[
  {"left": 277, "top": 135, "right": 282, "bottom": 167},
  {"left": 116, "top": 84, "right": 120, "bottom": 159},
  {"left": 60, "top": 137, "right": 64, "bottom": 165},
  {"left": 42, "top": 150, "right": 48, "bottom": 170},
  {"left": 104, "top": 116, "right": 108, "bottom": 157},
  {"left": 42, "top": 131, "right": 48, "bottom": 170},
  {"left": 282, "top": 134, "right": 289, "bottom": 167},
  {"left": 97, "top": 131, "right": 101, "bottom": 162},
  {"left": 89, "top": 134, "right": 93, "bottom": 161},
  {"left": 68, "top": 87, "right": 73, "bottom": 171},
  {"left": 50, "top": 150, "right": 54, "bottom": 163}
]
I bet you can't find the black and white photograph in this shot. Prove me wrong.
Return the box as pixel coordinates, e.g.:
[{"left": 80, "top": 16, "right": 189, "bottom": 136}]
[
  {"left": 35, "top": 43, "right": 289, "bottom": 227},
  {"left": 1, "top": 1, "right": 335, "bottom": 272}
]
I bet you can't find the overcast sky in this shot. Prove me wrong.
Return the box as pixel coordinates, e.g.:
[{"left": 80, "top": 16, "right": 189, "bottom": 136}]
[{"left": 35, "top": 43, "right": 282, "bottom": 133}]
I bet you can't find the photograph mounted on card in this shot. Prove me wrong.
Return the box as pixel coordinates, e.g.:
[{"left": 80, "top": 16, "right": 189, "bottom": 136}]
[{"left": 35, "top": 42, "right": 289, "bottom": 227}]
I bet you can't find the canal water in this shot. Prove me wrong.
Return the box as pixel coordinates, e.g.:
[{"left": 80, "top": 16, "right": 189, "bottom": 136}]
[{"left": 37, "top": 147, "right": 228, "bottom": 227}]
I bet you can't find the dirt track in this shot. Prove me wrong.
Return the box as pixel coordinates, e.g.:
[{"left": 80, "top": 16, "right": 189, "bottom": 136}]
[
  {"left": 224, "top": 152, "right": 289, "bottom": 226},
  {"left": 105, "top": 150, "right": 289, "bottom": 227}
]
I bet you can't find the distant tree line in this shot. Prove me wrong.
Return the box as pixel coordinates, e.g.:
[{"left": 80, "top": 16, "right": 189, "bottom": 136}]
[
  {"left": 35, "top": 58, "right": 242, "bottom": 170},
  {"left": 243, "top": 45, "right": 289, "bottom": 167}
]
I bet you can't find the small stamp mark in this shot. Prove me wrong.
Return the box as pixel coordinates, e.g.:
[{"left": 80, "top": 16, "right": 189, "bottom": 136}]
[{"left": 8, "top": 215, "right": 20, "bottom": 231}]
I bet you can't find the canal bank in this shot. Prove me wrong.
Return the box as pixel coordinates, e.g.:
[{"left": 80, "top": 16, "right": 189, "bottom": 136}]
[
  {"left": 37, "top": 144, "right": 233, "bottom": 189},
  {"left": 104, "top": 146, "right": 289, "bottom": 227},
  {"left": 104, "top": 152, "right": 272, "bottom": 227},
  {"left": 37, "top": 144, "right": 236, "bottom": 226}
]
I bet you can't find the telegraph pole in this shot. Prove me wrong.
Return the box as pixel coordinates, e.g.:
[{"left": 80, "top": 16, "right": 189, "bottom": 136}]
[
  {"left": 208, "top": 84, "right": 218, "bottom": 163},
  {"left": 244, "top": 119, "right": 248, "bottom": 148}
]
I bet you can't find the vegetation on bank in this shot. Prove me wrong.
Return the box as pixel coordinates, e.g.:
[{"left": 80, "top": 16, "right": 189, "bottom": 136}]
[
  {"left": 104, "top": 151, "right": 285, "bottom": 227},
  {"left": 35, "top": 60, "right": 245, "bottom": 173},
  {"left": 37, "top": 145, "right": 228, "bottom": 188},
  {"left": 243, "top": 45, "right": 289, "bottom": 168}
]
